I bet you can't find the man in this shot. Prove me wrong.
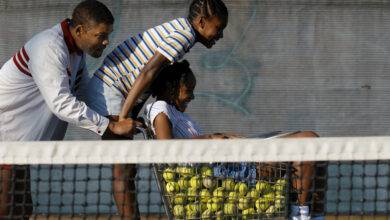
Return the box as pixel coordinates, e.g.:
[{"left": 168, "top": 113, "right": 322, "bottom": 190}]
[{"left": 0, "top": 1, "right": 138, "bottom": 218}]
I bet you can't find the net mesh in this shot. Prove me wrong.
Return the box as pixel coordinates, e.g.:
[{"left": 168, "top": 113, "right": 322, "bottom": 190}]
[{"left": 1, "top": 138, "right": 390, "bottom": 219}]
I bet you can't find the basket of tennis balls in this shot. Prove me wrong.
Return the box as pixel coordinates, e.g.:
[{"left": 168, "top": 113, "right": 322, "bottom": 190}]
[{"left": 159, "top": 164, "right": 288, "bottom": 219}]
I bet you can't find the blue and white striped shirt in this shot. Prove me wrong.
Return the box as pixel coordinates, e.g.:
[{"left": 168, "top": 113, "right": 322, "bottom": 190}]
[{"left": 95, "top": 18, "right": 196, "bottom": 97}]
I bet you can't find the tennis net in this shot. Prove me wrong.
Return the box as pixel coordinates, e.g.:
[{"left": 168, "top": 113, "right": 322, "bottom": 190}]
[{"left": 0, "top": 137, "right": 390, "bottom": 219}]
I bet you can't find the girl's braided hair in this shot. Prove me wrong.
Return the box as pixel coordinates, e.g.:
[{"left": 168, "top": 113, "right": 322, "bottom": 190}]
[
  {"left": 188, "top": 0, "right": 228, "bottom": 22},
  {"left": 151, "top": 60, "right": 194, "bottom": 104}
]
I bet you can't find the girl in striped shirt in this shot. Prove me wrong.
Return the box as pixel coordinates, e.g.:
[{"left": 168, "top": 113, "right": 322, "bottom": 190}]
[
  {"left": 84, "top": 0, "right": 228, "bottom": 218},
  {"left": 146, "top": 61, "right": 322, "bottom": 220}
]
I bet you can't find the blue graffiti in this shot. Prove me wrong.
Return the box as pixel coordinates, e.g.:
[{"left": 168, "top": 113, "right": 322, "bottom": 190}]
[{"left": 196, "top": 0, "right": 259, "bottom": 116}]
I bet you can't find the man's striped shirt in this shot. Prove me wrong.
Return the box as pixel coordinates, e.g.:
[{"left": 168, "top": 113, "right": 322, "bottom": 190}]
[{"left": 95, "top": 18, "right": 196, "bottom": 97}]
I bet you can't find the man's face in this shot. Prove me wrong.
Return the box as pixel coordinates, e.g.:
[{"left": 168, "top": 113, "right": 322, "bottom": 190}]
[{"left": 77, "top": 22, "right": 113, "bottom": 58}]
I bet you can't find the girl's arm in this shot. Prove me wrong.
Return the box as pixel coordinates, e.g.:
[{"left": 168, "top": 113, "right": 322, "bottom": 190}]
[
  {"left": 154, "top": 113, "right": 173, "bottom": 139},
  {"left": 119, "top": 52, "right": 170, "bottom": 121}
]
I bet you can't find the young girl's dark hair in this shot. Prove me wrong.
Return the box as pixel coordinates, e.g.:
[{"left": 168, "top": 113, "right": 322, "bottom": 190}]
[
  {"left": 151, "top": 60, "right": 194, "bottom": 104},
  {"left": 188, "top": 0, "right": 228, "bottom": 22}
]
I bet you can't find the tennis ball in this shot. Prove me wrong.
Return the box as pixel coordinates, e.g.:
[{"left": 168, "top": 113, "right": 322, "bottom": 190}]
[
  {"left": 246, "top": 189, "right": 260, "bottom": 200},
  {"left": 206, "top": 200, "right": 222, "bottom": 212},
  {"left": 221, "top": 178, "right": 235, "bottom": 191},
  {"left": 274, "top": 178, "right": 287, "bottom": 193},
  {"left": 200, "top": 189, "right": 211, "bottom": 203},
  {"left": 255, "top": 181, "right": 272, "bottom": 194},
  {"left": 265, "top": 205, "right": 276, "bottom": 216},
  {"left": 234, "top": 182, "right": 248, "bottom": 196},
  {"left": 162, "top": 167, "right": 176, "bottom": 182},
  {"left": 186, "top": 209, "right": 197, "bottom": 219},
  {"left": 274, "top": 195, "right": 285, "bottom": 209},
  {"left": 255, "top": 197, "right": 270, "bottom": 213},
  {"left": 190, "top": 175, "right": 202, "bottom": 189},
  {"left": 227, "top": 191, "right": 238, "bottom": 203},
  {"left": 202, "top": 177, "right": 216, "bottom": 189},
  {"left": 186, "top": 203, "right": 201, "bottom": 213},
  {"left": 176, "top": 166, "right": 195, "bottom": 177},
  {"left": 223, "top": 202, "right": 237, "bottom": 215},
  {"left": 173, "top": 205, "right": 185, "bottom": 218},
  {"left": 215, "top": 210, "right": 224, "bottom": 220},
  {"left": 173, "top": 193, "right": 187, "bottom": 205},
  {"left": 183, "top": 167, "right": 195, "bottom": 177},
  {"left": 238, "top": 197, "right": 250, "bottom": 210},
  {"left": 200, "top": 202, "right": 208, "bottom": 212},
  {"left": 187, "top": 187, "right": 198, "bottom": 202},
  {"left": 178, "top": 177, "right": 189, "bottom": 191},
  {"left": 166, "top": 182, "right": 179, "bottom": 193},
  {"left": 242, "top": 208, "right": 256, "bottom": 220},
  {"left": 201, "top": 209, "right": 212, "bottom": 219},
  {"left": 263, "top": 192, "right": 275, "bottom": 201},
  {"left": 212, "top": 187, "right": 225, "bottom": 203},
  {"left": 200, "top": 166, "right": 213, "bottom": 177}
]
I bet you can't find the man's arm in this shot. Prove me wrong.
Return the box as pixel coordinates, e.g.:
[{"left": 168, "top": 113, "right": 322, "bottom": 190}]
[{"left": 28, "top": 41, "right": 134, "bottom": 136}]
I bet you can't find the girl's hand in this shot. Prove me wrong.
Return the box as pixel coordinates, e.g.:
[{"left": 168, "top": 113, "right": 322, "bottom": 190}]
[{"left": 210, "top": 133, "right": 244, "bottom": 139}]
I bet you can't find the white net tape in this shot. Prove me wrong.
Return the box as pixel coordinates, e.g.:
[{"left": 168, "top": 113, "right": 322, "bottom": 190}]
[{"left": 1, "top": 137, "right": 390, "bottom": 164}]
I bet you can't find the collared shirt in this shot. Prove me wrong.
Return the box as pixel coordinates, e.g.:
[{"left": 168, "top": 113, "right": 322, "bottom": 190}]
[
  {"left": 145, "top": 100, "right": 202, "bottom": 138},
  {"left": 94, "top": 18, "right": 196, "bottom": 97},
  {"left": 0, "top": 19, "right": 109, "bottom": 141}
]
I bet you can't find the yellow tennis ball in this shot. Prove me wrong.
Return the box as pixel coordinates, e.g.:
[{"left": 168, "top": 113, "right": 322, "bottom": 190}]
[
  {"left": 187, "top": 187, "right": 198, "bottom": 202},
  {"left": 173, "top": 205, "right": 185, "bottom": 218},
  {"left": 206, "top": 200, "right": 222, "bottom": 212},
  {"left": 177, "top": 177, "right": 189, "bottom": 191},
  {"left": 255, "top": 197, "right": 270, "bottom": 213},
  {"left": 242, "top": 208, "right": 256, "bottom": 220},
  {"left": 256, "top": 181, "right": 272, "bottom": 194},
  {"left": 265, "top": 205, "right": 276, "bottom": 216},
  {"left": 274, "top": 178, "right": 287, "bottom": 193},
  {"left": 234, "top": 182, "right": 248, "bottom": 196},
  {"left": 202, "top": 177, "right": 216, "bottom": 189},
  {"left": 215, "top": 210, "right": 224, "bottom": 220},
  {"left": 227, "top": 191, "right": 238, "bottom": 203},
  {"left": 166, "top": 182, "right": 179, "bottom": 193},
  {"left": 200, "top": 203, "right": 208, "bottom": 212},
  {"left": 200, "top": 189, "right": 211, "bottom": 203},
  {"left": 186, "top": 203, "right": 201, "bottom": 213},
  {"left": 176, "top": 166, "right": 195, "bottom": 177},
  {"left": 183, "top": 167, "right": 195, "bottom": 177},
  {"left": 246, "top": 189, "right": 260, "bottom": 200},
  {"left": 221, "top": 178, "right": 235, "bottom": 191},
  {"left": 201, "top": 209, "right": 212, "bottom": 219},
  {"left": 238, "top": 197, "right": 250, "bottom": 210},
  {"left": 223, "top": 202, "right": 237, "bottom": 215},
  {"left": 162, "top": 167, "right": 176, "bottom": 182},
  {"left": 274, "top": 195, "right": 285, "bottom": 209},
  {"left": 200, "top": 166, "right": 213, "bottom": 177},
  {"left": 263, "top": 192, "right": 275, "bottom": 201},
  {"left": 212, "top": 187, "right": 225, "bottom": 203},
  {"left": 186, "top": 209, "right": 197, "bottom": 219},
  {"left": 173, "top": 193, "right": 187, "bottom": 205},
  {"left": 190, "top": 175, "right": 202, "bottom": 189}
]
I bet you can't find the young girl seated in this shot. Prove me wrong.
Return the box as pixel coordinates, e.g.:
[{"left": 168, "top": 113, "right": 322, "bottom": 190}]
[{"left": 145, "top": 60, "right": 322, "bottom": 220}]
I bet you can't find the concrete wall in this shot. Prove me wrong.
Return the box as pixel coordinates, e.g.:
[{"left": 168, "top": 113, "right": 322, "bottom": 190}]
[{"left": 1, "top": 0, "right": 390, "bottom": 215}]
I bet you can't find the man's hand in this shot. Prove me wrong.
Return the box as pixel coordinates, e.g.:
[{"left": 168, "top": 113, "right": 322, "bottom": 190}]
[{"left": 105, "top": 118, "right": 143, "bottom": 137}]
